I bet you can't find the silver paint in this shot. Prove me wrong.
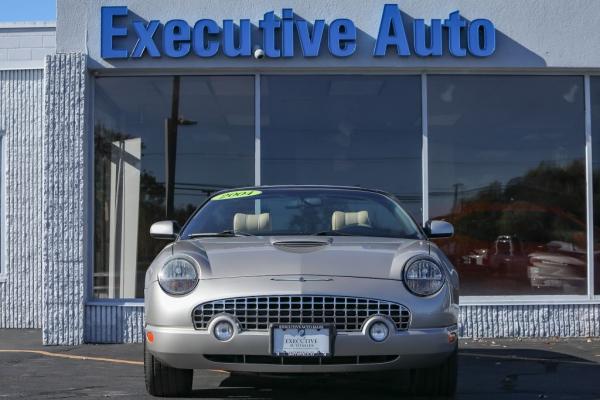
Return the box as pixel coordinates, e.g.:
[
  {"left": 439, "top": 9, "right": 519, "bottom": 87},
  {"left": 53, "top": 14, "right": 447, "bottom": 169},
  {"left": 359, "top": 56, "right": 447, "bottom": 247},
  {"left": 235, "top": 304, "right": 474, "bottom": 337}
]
[{"left": 145, "top": 196, "right": 459, "bottom": 371}]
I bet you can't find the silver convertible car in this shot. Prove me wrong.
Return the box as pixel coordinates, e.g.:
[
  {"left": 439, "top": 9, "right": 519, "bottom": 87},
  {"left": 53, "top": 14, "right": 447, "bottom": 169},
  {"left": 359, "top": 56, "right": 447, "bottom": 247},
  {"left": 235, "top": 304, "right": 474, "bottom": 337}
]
[{"left": 144, "top": 186, "right": 459, "bottom": 397}]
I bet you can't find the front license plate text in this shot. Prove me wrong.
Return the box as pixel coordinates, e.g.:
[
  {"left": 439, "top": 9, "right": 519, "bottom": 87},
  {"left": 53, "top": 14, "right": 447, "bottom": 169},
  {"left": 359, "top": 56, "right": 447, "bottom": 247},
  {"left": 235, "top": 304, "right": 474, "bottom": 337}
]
[{"left": 272, "top": 324, "right": 331, "bottom": 357}]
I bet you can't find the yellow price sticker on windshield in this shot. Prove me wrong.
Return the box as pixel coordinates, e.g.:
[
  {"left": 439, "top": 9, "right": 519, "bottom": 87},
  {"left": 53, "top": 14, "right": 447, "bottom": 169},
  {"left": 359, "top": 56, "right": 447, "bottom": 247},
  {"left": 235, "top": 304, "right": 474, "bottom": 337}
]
[{"left": 212, "top": 190, "right": 262, "bottom": 201}]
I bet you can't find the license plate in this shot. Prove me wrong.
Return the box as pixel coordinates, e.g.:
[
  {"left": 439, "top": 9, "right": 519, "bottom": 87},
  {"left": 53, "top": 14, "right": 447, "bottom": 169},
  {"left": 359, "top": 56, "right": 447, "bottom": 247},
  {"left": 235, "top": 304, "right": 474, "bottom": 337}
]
[{"left": 272, "top": 324, "right": 331, "bottom": 357}]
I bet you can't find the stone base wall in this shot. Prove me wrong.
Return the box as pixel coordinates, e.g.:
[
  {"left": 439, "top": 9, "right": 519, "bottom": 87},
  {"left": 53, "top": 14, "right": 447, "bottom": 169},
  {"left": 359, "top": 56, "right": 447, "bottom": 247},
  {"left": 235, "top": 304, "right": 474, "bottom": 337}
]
[
  {"left": 0, "top": 69, "right": 44, "bottom": 329},
  {"left": 84, "top": 304, "right": 145, "bottom": 343}
]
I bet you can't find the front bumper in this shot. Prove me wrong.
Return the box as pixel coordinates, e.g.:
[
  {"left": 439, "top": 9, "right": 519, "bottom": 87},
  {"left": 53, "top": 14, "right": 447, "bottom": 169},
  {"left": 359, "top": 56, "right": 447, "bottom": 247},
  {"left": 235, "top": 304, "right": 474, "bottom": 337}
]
[{"left": 146, "top": 324, "right": 458, "bottom": 372}]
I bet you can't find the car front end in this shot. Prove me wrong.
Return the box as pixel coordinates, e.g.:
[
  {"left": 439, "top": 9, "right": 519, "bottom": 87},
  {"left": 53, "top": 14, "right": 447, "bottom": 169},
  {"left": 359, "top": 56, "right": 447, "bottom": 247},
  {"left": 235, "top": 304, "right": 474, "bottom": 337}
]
[
  {"left": 143, "top": 186, "right": 459, "bottom": 397},
  {"left": 145, "top": 245, "right": 459, "bottom": 373}
]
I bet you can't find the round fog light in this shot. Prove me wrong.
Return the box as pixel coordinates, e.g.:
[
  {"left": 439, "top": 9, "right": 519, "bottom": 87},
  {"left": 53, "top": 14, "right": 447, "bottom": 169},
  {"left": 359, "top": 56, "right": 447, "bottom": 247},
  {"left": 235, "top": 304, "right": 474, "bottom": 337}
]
[
  {"left": 369, "top": 321, "right": 389, "bottom": 342},
  {"left": 213, "top": 321, "right": 234, "bottom": 341}
]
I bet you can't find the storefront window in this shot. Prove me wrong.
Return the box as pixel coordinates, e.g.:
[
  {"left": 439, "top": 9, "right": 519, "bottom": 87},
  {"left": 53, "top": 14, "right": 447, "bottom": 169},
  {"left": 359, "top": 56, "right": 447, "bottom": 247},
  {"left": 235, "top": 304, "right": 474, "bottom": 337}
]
[
  {"left": 94, "top": 76, "right": 254, "bottom": 299},
  {"left": 591, "top": 76, "right": 600, "bottom": 295},
  {"left": 261, "top": 75, "right": 423, "bottom": 220},
  {"left": 429, "top": 75, "right": 586, "bottom": 296}
]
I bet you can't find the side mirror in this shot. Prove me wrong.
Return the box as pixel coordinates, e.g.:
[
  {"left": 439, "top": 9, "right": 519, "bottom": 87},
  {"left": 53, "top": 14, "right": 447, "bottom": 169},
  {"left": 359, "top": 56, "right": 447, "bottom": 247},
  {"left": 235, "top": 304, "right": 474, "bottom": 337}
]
[
  {"left": 424, "top": 220, "right": 454, "bottom": 239},
  {"left": 150, "top": 220, "right": 180, "bottom": 240}
]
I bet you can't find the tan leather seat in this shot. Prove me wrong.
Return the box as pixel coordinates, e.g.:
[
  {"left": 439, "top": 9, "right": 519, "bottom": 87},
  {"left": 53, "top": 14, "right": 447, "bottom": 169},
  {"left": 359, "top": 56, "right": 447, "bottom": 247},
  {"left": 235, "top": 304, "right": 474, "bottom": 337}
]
[
  {"left": 331, "top": 211, "right": 371, "bottom": 231},
  {"left": 233, "top": 213, "right": 271, "bottom": 234}
]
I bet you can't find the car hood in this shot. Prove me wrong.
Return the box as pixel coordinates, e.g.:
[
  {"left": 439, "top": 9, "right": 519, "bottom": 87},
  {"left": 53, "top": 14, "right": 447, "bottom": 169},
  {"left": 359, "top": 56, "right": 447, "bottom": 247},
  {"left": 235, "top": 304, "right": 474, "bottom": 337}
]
[{"left": 171, "top": 236, "right": 430, "bottom": 280}]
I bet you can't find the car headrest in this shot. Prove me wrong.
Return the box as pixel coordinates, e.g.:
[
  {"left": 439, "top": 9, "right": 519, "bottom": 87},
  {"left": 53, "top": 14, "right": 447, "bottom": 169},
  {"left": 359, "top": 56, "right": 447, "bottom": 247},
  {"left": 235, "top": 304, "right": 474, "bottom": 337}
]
[
  {"left": 233, "top": 213, "right": 271, "bottom": 234},
  {"left": 331, "top": 211, "right": 371, "bottom": 231}
]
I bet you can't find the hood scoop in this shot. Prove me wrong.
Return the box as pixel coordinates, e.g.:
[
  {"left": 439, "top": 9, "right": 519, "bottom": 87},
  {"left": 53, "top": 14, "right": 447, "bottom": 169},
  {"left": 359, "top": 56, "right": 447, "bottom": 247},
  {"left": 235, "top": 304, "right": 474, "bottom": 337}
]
[{"left": 270, "top": 237, "right": 332, "bottom": 253}]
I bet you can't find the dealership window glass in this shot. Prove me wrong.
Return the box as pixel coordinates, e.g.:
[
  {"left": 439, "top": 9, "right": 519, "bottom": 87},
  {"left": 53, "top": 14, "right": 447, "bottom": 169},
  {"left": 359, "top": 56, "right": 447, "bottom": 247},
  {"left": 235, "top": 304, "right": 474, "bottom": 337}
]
[
  {"left": 591, "top": 76, "right": 600, "bottom": 295},
  {"left": 261, "top": 75, "right": 423, "bottom": 220},
  {"left": 94, "top": 76, "right": 254, "bottom": 299},
  {"left": 429, "top": 75, "right": 586, "bottom": 296}
]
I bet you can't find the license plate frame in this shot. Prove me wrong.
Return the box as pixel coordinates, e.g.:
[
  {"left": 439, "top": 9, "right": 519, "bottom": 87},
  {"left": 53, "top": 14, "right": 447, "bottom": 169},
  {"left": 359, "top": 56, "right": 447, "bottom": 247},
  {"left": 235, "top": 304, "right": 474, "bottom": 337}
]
[{"left": 270, "top": 324, "right": 335, "bottom": 357}]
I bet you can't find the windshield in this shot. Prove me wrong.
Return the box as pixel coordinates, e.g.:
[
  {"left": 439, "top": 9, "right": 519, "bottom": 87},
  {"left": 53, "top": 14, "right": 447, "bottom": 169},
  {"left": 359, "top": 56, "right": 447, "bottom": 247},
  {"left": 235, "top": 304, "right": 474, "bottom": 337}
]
[{"left": 180, "top": 188, "right": 423, "bottom": 239}]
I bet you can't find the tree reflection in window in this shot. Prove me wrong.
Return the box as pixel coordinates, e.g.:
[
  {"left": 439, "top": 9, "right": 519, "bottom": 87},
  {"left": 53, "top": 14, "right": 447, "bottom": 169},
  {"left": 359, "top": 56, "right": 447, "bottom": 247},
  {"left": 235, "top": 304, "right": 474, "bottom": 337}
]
[{"left": 429, "top": 75, "right": 586, "bottom": 295}]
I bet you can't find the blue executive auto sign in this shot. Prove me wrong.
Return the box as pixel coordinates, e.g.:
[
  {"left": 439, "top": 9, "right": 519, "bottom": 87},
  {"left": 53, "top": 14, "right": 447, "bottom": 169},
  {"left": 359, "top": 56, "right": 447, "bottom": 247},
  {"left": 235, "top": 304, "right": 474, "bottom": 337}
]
[{"left": 101, "top": 4, "right": 495, "bottom": 59}]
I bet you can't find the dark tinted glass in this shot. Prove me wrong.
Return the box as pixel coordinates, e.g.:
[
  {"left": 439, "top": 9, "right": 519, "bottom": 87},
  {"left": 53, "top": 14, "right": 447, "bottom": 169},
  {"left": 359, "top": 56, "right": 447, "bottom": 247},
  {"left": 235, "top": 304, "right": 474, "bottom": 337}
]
[
  {"left": 429, "top": 75, "right": 586, "bottom": 295},
  {"left": 591, "top": 76, "right": 600, "bottom": 294},
  {"left": 94, "top": 76, "right": 254, "bottom": 298},
  {"left": 261, "top": 75, "right": 422, "bottom": 219},
  {"left": 181, "top": 188, "right": 421, "bottom": 239}
]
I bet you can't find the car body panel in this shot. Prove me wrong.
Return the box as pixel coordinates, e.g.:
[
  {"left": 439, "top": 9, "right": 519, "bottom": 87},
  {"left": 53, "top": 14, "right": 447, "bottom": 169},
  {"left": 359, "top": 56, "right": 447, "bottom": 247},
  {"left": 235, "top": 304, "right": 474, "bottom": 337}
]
[
  {"left": 145, "top": 276, "right": 458, "bottom": 330},
  {"left": 144, "top": 186, "right": 459, "bottom": 373},
  {"left": 147, "top": 237, "right": 431, "bottom": 282}
]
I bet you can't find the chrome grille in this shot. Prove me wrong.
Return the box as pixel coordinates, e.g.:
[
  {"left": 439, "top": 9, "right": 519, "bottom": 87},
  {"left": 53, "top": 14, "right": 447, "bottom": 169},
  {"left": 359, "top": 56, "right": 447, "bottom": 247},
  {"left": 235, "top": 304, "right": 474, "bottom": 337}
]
[{"left": 192, "top": 296, "right": 410, "bottom": 331}]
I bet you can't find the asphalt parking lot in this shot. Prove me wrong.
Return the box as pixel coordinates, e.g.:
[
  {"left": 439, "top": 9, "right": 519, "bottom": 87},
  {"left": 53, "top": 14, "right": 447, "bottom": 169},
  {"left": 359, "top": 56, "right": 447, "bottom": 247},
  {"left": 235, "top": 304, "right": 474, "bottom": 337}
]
[{"left": 1, "top": 330, "right": 599, "bottom": 399}]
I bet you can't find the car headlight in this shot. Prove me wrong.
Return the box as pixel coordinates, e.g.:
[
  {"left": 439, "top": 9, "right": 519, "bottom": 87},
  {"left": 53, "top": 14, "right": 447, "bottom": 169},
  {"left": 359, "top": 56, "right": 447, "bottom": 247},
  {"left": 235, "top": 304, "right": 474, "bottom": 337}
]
[
  {"left": 403, "top": 257, "right": 445, "bottom": 296},
  {"left": 158, "top": 258, "right": 198, "bottom": 295}
]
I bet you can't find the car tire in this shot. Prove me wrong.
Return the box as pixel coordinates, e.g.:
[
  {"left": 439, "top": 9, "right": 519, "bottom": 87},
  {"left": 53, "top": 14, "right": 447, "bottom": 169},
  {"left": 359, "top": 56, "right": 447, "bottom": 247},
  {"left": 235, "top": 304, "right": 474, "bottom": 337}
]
[
  {"left": 409, "top": 347, "right": 458, "bottom": 398},
  {"left": 144, "top": 340, "right": 193, "bottom": 397}
]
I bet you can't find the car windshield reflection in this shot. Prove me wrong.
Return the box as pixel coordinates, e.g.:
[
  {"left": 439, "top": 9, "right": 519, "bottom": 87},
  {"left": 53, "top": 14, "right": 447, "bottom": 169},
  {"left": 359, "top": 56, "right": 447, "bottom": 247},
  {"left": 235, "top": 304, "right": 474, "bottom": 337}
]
[{"left": 180, "top": 188, "right": 422, "bottom": 240}]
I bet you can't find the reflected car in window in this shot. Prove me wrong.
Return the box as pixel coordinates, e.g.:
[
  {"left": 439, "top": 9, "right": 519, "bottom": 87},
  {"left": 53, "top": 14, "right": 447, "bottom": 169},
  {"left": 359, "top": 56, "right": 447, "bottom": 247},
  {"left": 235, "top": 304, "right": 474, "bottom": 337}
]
[
  {"left": 143, "top": 186, "right": 459, "bottom": 397},
  {"left": 435, "top": 201, "right": 587, "bottom": 294},
  {"left": 528, "top": 240, "right": 587, "bottom": 292}
]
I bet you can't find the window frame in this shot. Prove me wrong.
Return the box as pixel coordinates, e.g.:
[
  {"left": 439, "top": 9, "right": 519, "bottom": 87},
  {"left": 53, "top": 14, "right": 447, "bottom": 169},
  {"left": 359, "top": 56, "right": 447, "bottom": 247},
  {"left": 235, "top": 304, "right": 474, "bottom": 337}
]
[{"left": 87, "top": 71, "right": 600, "bottom": 304}]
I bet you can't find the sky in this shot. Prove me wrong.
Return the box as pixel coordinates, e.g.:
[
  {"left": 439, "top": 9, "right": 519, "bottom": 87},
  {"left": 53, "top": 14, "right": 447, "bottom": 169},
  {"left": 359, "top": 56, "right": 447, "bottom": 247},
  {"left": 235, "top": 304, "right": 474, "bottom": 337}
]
[{"left": 0, "top": 0, "right": 56, "bottom": 22}]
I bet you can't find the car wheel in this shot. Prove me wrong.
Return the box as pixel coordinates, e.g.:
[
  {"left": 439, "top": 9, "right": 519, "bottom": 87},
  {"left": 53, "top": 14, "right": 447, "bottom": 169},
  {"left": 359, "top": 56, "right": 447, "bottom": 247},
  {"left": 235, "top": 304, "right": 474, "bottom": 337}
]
[
  {"left": 144, "top": 339, "right": 193, "bottom": 397},
  {"left": 409, "top": 347, "right": 458, "bottom": 398}
]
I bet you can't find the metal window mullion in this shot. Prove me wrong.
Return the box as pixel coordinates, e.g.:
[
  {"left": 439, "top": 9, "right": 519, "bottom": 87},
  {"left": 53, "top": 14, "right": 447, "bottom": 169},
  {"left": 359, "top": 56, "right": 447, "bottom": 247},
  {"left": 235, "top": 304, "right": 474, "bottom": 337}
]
[
  {"left": 254, "top": 74, "right": 261, "bottom": 187},
  {"left": 87, "top": 76, "right": 96, "bottom": 301},
  {"left": 421, "top": 74, "right": 429, "bottom": 226},
  {"left": 584, "top": 75, "right": 594, "bottom": 299}
]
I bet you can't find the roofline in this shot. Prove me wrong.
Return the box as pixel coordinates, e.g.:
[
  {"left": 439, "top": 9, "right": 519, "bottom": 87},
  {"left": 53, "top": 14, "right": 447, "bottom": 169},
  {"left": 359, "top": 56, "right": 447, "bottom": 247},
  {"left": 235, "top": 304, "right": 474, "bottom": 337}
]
[{"left": 0, "top": 21, "right": 56, "bottom": 30}]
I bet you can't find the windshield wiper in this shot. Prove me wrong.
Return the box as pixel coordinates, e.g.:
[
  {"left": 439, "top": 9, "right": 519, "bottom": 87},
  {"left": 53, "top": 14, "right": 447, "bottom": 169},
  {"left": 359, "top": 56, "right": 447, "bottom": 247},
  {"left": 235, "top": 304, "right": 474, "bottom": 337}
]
[
  {"left": 312, "top": 230, "right": 355, "bottom": 236},
  {"left": 188, "top": 230, "right": 255, "bottom": 238}
]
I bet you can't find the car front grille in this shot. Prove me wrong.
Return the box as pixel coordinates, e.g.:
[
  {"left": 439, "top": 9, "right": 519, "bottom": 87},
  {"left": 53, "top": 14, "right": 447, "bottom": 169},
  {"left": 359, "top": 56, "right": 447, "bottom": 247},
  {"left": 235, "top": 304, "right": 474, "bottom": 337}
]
[{"left": 192, "top": 295, "right": 410, "bottom": 331}]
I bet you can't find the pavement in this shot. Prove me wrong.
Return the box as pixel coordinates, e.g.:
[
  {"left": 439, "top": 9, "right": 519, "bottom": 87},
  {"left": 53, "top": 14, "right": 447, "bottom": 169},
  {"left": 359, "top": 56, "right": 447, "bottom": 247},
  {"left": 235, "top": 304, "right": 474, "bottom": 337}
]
[{"left": 1, "top": 329, "right": 600, "bottom": 399}]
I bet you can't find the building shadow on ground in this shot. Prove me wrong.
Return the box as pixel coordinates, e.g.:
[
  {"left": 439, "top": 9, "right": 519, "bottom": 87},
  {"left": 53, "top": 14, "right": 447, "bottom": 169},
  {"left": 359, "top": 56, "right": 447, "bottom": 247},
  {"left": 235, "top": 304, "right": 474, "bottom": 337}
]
[{"left": 187, "top": 348, "right": 600, "bottom": 399}]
